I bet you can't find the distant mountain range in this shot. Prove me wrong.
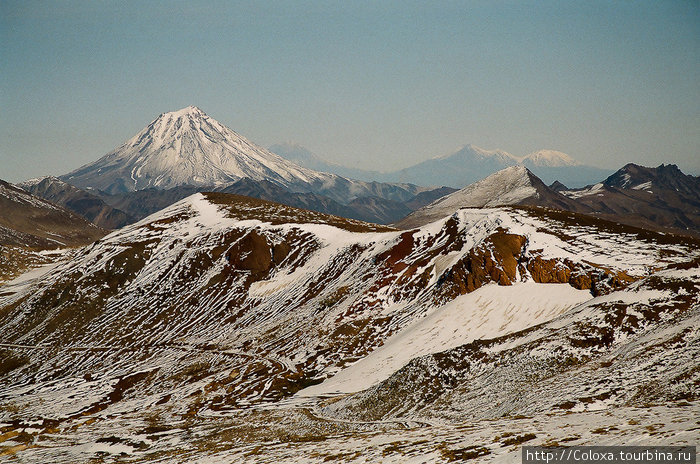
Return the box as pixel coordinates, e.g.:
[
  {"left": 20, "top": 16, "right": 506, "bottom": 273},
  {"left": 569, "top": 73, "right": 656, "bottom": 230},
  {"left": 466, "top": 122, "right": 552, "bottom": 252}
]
[
  {"left": 269, "top": 142, "right": 614, "bottom": 188},
  {"left": 9, "top": 106, "right": 695, "bottom": 237},
  {"left": 268, "top": 142, "right": 382, "bottom": 183},
  {"left": 60, "top": 106, "right": 428, "bottom": 205},
  {"left": 18, "top": 176, "right": 134, "bottom": 229},
  {"left": 19, "top": 178, "right": 444, "bottom": 228},
  {"left": 397, "top": 162, "right": 700, "bottom": 237},
  {"left": 51, "top": 107, "right": 458, "bottom": 226},
  {"left": 0, "top": 179, "right": 107, "bottom": 284}
]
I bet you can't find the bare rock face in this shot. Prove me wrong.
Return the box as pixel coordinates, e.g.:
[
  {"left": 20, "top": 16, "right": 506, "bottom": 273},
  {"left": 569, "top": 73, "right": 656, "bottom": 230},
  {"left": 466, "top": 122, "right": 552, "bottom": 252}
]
[
  {"left": 479, "top": 231, "right": 527, "bottom": 284},
  {"left": 435, "top": 232, "right": 526, "bottom": 295},
  {"left": 434, "top": 230, "right": 633, "bottom": 302},
  {"left": 525, "top": 256, "right": 569, "bottom": 284},
  {"left": 525, "top": 255, "right": 635, "bottom": 296},
  {"left": 226, "top": 231, "right": 272, "bottom": 276}
]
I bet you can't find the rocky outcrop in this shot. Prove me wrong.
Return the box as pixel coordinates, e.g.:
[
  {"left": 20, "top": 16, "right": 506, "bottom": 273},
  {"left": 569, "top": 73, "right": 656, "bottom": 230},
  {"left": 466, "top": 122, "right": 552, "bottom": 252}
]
[{"left": 434, "top": 230, "right": 633, "bottom": 302}]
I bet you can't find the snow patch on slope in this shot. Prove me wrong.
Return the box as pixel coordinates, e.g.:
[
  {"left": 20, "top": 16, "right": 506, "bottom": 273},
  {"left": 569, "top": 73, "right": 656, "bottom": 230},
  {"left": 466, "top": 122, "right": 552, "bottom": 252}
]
[{"left": 298, "top": 282, "right": 591, "bottom": 396}]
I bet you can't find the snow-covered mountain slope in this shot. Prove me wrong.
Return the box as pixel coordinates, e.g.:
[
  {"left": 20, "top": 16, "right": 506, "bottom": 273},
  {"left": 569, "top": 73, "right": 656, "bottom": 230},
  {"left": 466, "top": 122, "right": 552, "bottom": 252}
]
[
  {"left": 322, "top": 259, "right": 700, "bottom": 425},
  {"left": 1, "top": 192, "right": 698, "bottom": 462},
  {"left": 62, "top": 106, "right": 321, "bottom": 193},
  {"left": 395, "top": 166, "right": 587, "bottom": 228},
  {"left": 60, "top": 107, "right": 427, "bottom": 205},
  {"left": 2, "top": 193, "right": 696, "bottom": 397},
  {"left": 299, "top": 281, "right": 591, "bottom": 397}
]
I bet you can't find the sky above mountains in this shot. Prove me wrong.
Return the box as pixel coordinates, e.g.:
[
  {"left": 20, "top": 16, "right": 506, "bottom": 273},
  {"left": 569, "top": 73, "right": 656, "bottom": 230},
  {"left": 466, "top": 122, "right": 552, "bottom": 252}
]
[{"left": 1, "top": 0, "right": 698, "bottom": 183}]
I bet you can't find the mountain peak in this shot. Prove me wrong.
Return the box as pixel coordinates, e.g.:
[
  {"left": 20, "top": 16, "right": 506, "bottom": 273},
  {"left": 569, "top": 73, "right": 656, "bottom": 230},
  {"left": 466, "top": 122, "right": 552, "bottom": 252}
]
[
  {"left": 445, "top": 144, "right": 517, "bottom": 162},
  {"left": 394, "top": 166, "right": 541, "bottom": 228},
  {"left": 61, "top": 107, "right": 326, "bottom": 194},
  {"left": 522, "top": 149, "right": 581, "bottom": 167},
  {"left": 604, "top": 162, "right": 697, "bottom": 195},
  {"left": 503, "top": 164, "right": 531, "bottom": 175},
  {"left": 17, "top": 175, "right": 61, "bottom": 189},
  {"left": 549, "top": 180, "right": 569, "bottom": 192},
  {"left": 394, "top": 165, "right": 588, "bottom": 228},
  {"left": 162, "top": 105, "right": 206, "bottom": 118}
]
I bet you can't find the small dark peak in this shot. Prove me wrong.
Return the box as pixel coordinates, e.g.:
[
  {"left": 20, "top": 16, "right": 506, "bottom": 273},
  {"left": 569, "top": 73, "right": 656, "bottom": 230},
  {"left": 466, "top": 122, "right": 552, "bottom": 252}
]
[
  {"left": 549, "top": 180, "right": 569, "bottom": 192},
  {"left": 621, "top": 162, "right": 641, "bottom": 170},
  {"left": 603, "top": 162, "right": 698, "bottom": 196},
  {"left": 603, "top": 163, "right": 651, "bottom": 189}
]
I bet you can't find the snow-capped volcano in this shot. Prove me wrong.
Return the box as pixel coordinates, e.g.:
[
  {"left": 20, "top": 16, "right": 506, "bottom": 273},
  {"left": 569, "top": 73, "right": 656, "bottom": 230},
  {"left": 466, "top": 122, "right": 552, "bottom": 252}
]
[
  {"left": 436, "top": 144, "right": 518, "bottom": 165},
  {"left": 61, "top": 106, "right": 335, "bottom": 194},
  {"left": 521, "top": 149, "right": 581, "bottom": 167},
  {"left": 377, "top": 143, "right": 607, "bottom": 188},
  {"left": 60, "top": 107, "right": 428, "bottom": 205}
]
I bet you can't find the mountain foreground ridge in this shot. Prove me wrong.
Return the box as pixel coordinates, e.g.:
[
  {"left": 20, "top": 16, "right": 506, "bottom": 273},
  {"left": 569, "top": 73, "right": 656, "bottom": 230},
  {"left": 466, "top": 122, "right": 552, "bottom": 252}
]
[{"left": 1, "top": 189, "right": 698, "bottom": 461}]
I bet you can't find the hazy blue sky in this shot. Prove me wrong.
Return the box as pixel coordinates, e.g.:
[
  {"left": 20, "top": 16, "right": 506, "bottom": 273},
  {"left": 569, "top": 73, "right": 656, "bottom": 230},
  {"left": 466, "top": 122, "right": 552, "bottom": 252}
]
[{"left": 1, "top": 1, "right": 698, "bottom": 182}]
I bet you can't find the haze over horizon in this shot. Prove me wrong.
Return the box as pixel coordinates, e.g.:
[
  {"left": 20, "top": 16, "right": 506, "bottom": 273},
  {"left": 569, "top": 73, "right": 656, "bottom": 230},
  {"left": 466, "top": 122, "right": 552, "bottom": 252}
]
[{"left": 1, "top": 1, "right": 698, "bottom": 183}]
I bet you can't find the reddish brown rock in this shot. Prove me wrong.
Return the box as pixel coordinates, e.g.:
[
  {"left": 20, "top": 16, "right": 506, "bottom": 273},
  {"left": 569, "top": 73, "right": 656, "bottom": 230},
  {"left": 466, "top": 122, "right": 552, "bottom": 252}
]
[
  {"left": 226, "top": 231, "right": 272, "bottom": 275},
  {"left": 527, "top": 256, "right": 573, "bottom": 284}
]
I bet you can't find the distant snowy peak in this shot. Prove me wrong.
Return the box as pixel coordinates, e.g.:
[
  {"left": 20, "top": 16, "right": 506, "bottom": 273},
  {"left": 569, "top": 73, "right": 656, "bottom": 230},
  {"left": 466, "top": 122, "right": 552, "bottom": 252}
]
[
  {"left": 395, "top": 166, "right": 539, "bottom": 228},
  {"left": 61, "top": 106, "right": 328, "bottom": 194},
  {"left": 437, "top": 144, "right": 519, "bottom": 165},
  {"left": 434, "top": 145, "right": 582, "bottom": 167},
  {"left": 60, "top": 108, "right": 426, "bottom": 205},
  {"left": 522, "top": 149, "right": 581, "bottom": 167},
  {"left": 395, "top": 165, "right": 588, "bottom": 229},
  {"left": 432, "top": 165, "right": 540, "bottom": 209}
]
